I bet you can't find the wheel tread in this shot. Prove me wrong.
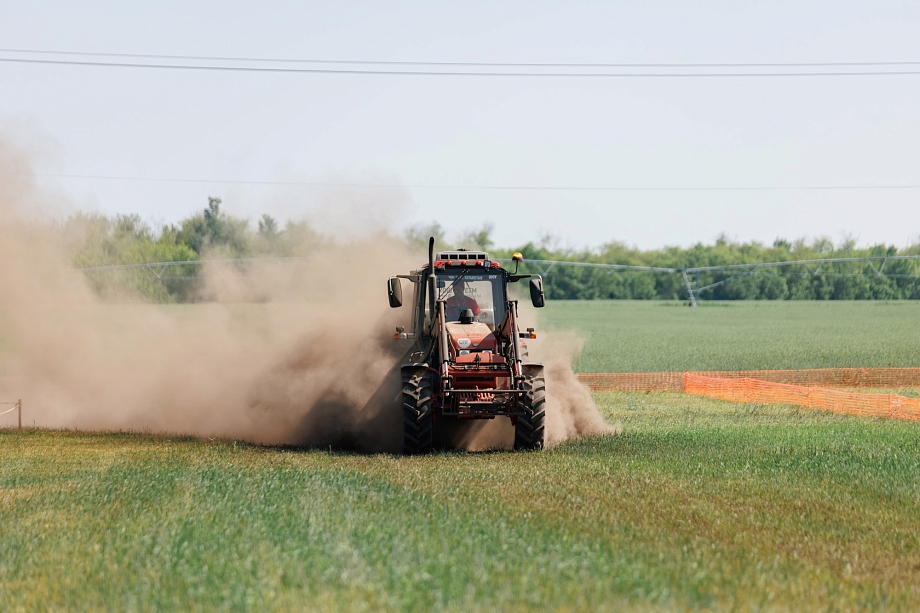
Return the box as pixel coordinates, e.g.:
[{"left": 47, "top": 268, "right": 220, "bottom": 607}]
[
  {"left": 515, "top": 366, "right": 546, "bottom": 451},
  {"left": 402, "top": 366, "right": 433, "bottom": 454}
]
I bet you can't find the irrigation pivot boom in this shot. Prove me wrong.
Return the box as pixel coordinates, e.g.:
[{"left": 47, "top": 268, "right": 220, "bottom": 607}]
[
  {"left": 499, "top": 255, "right": 920, "bottom": 306},
  {"left": 79, "top": 254, "right": 920, "bottom": 307}
]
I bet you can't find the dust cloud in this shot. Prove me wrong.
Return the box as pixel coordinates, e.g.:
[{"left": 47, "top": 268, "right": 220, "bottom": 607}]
[
  {"left": 535, "top": 333, "right": 622, "bottom": 445},
  {"left": 0, "top": 139, "right": 615, "bottom": 451}
]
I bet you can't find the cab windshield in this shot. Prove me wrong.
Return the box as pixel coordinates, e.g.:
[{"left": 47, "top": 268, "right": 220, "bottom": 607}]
[{"left": 431, "top": 271, "right": 506, "bottom": 330}]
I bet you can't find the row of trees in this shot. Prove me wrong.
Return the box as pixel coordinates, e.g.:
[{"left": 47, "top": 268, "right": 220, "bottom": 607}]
[
  {"left": 498, "top": 236, "right": 920, "bottom": 301},
  {"left": 66, "top": 203, "right": 920, "bottom": 302},
  {"left": 67, "top": 198, "right": 324, "bottom": 301},
  {"left": 409, "top": 221, "right": 920, "bottom": 301}
]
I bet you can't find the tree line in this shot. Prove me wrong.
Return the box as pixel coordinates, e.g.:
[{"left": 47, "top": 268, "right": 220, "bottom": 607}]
[
  {"left": 67, "top": 203, "right": 920, "bottom": 302},
  {"left": 499, "top": 236, "right": 920, "bottom": 301}
]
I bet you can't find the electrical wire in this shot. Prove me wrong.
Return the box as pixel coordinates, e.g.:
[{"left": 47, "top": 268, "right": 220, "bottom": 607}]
[
  {"left": 2, "top": 47, "right": 919, "bottom": 68},
  {"left": 2, "top": 56, "right": 919, "bottom": 77},
  {"left": 33, "top": 173, "right": 920, "bottom": 191}
]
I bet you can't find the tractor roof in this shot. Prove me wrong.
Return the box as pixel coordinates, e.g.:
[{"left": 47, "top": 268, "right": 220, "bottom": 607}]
[{"left": 413, "top": 249, "right": 504, "bottom": 274}]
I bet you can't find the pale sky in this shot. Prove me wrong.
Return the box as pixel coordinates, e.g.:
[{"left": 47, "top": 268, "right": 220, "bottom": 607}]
[{"left": 1, "top": 1, "right": 918, "bottom": 249}]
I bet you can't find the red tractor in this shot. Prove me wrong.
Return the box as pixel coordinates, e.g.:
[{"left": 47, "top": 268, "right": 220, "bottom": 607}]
[{"left": 387, "top": 237, "right": 546, "bottom": 454}]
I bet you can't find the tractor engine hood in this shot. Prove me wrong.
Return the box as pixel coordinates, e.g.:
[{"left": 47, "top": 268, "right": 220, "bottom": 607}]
[{"left": 444, "top": 322, "right": 498, "bottom": 353}]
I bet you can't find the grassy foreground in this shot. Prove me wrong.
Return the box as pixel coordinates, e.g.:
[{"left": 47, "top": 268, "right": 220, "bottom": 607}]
[
  {"left": 2, "top": 394, "right": 919, "bottom": 612},
  {"left": 539, "top": 300, "right": 920, "bottom": 372}
]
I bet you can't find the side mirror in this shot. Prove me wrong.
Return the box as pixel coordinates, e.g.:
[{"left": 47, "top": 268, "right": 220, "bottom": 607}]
[
  {"left": 529, "top": 276, "right": 545, "bottom": 308},
  {"left": 387, "top": 277, "right": 403, "bottom": 308}
]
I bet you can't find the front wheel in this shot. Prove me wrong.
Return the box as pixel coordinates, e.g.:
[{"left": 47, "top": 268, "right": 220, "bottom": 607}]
[
  {"left": 402, "top": 366, "right": 433, "bottom": 455},
  {"left": 514, "top": 365, "right": 546, "bottom": 451}
]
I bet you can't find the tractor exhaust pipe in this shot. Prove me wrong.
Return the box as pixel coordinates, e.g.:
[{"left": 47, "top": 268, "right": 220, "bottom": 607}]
[{"left": 427, "top": 236, "right": 436, "bottom": 330}]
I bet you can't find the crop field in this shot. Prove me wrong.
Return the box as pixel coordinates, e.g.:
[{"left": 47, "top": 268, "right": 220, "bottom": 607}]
[
  {"left": 540, "top": 300, "right": 920, "bottom": 373},
  {"left": 2, "top": 300, "right": 920, "bottom": 611},
  {"left": 2, "top": 394, "right": 919, "bottom": 611}
]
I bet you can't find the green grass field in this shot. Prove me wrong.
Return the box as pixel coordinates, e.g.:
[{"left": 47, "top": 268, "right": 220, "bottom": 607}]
[
  {"left": 540, "top": 300, "right": 920, "bottom": 373},
  {"left": 2, "top": 395, "right": 919, "bottom": 612},
  {"left": 3, "top": 300, "right": 920, "bottom": 611}
]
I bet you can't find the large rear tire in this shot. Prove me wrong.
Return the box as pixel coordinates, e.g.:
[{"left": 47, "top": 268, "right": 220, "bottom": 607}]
[
  {"left": 514, "top": 365, "right": 546, "bottom": 451},
  {"left": 402, "top": 366, "right": 434, "bottom": 455}
]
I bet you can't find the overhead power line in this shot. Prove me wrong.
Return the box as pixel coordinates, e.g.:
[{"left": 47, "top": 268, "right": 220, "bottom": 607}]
[
  {"left": 34, "top": 173, "right": 920, "bottom": 192},
  {"left": 2, "top": 56, "right": 919, "bottom": 77},
  {"left": 512, "top": 255, "right": 920, "bottom": 275},
  {"left": 2, "top": 47, "right": 919, "bottom": 68}
]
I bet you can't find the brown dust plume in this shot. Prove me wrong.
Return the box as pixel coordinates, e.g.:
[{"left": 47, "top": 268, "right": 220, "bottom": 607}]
[{"left": 0, "top": 140, "right": 614, "bottom": 451}]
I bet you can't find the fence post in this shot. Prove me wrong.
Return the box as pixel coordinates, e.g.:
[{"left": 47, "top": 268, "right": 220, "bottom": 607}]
[{"left": 18, "top": 399, "right": 21, "bottom": 430}]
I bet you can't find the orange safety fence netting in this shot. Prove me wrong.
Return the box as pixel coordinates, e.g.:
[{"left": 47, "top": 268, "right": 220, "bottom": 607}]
[
  {"left": 683, "top": 373, "right": 920, "bottom": 421},
  {"left": 576, "top": 368, "right": 920, "bottom": 393},
  {"left": 577, "top": 372, "right": 683, "bottom": 392}
]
